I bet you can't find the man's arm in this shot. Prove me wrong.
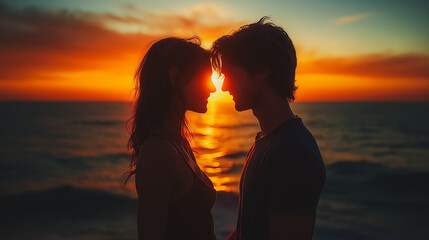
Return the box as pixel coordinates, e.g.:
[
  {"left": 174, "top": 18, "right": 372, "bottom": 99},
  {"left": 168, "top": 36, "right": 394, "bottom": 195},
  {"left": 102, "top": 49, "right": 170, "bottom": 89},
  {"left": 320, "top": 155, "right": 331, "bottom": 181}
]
[
  {"left": 268, "top": 213, "right": 314, "bottom": 240},
  {"left": 266, "top": 143, "right": 324, "bottom": 240}
]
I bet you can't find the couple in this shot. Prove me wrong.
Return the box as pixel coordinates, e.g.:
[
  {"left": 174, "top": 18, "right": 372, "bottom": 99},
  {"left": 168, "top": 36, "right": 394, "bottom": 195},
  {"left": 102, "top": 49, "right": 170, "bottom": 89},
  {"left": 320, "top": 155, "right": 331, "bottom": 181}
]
[{"left": 125, "top": 17, "right": 326, "bottom": 240}]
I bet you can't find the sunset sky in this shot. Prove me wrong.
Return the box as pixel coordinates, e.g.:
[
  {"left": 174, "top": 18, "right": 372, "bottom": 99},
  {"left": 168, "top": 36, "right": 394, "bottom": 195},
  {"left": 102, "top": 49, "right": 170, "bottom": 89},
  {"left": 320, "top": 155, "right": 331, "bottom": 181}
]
[{"left": 1, "top": 0, "right": 428, "bottom": 101}]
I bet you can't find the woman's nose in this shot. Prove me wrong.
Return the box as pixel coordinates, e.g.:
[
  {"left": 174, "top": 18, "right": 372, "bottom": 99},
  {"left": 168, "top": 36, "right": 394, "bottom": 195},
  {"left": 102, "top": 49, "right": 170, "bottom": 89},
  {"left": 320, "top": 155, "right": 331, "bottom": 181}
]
[{"left": 209, "top": 79, "right": 216, "bottom": 93}]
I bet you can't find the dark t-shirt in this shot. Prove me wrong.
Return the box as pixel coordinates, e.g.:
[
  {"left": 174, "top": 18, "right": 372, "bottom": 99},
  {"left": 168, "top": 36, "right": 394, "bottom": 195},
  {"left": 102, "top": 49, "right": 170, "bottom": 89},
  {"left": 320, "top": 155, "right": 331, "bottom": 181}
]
[{"left": 235, "top": 117, "right": 326, "bottom": 240}]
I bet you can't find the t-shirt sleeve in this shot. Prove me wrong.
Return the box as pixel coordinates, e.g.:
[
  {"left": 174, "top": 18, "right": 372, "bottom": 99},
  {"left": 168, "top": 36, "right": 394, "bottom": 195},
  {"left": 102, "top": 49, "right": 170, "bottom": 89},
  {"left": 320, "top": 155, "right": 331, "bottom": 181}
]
[{"left": 266, "top": 142, "right": 323, "bottom": 215}]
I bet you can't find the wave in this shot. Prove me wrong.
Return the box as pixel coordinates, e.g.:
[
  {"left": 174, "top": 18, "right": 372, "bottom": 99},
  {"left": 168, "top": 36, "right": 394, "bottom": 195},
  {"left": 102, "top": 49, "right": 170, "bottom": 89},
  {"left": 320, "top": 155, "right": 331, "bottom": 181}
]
[
  {"left": 214, "top": 123, "right": 259, "bottom": 129},
  {"left": 368, "top": 171, "right": 429, "bottom": 194},
  {"left": 318, "top": 160, "right": 429, "bottom": 239},
  {"left": 2, "top": 164, "right": 428, "bottom": 239},
  {"left": 0, "top": 185, "right": 240, "bottom": 239},
  {"left": 0, "top": 185, "right": 239, "bottom": 218},
  {"left": 215, "top": 191, "right": 239, "bottom": 207},
  {"left": 327, "top": 160, "right": 387, "bottom": 177},
  {"left": 216, "top": 151, "right": 248, "bottom": 159},
  {"left": 325, "top": 160, "right": 429, "bottom": 194},
  {"left": 0, "top": 185, "right": 136, "bottom": 222}
]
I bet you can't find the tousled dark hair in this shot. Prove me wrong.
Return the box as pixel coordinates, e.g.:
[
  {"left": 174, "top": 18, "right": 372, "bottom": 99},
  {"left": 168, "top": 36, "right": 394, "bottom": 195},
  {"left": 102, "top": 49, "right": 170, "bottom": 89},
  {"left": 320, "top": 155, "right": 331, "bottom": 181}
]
[
  {"left": 124, "top": 37, "right": 209, "bottom": 185},
  {"left": 211, "top": 16, "right": 298, "bottom": 102}
]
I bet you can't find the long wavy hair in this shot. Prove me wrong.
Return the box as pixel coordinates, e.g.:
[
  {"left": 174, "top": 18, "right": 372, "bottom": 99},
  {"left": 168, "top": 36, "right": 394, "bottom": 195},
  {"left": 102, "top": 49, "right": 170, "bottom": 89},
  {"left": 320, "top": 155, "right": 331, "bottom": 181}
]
[{"left": 124, "top": 37, "right": 210, "bottom": 185}]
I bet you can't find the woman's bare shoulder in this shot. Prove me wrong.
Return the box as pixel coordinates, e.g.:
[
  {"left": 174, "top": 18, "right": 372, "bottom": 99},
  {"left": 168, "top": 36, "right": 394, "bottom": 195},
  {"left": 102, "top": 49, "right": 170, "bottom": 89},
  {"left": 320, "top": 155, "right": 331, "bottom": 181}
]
[
  {"left": 137, "top": 136, "right": 179, "bottom": 169},
  {"left": 135, "top": 136, "right": 181, "bottom": 200}
]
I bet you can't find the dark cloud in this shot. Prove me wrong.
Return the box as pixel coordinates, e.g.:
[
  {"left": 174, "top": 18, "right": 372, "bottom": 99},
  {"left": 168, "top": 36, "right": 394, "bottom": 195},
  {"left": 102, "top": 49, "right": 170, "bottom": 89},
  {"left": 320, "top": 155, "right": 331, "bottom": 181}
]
[
  {"left": 0, "top": 3, "right": 241, "bottom": 81},
  {"left": 298, "top": 53, "right": 429, "bottom": 79},
  {"left": 0, "top": 3, "right": 159, "bottom": 81}
]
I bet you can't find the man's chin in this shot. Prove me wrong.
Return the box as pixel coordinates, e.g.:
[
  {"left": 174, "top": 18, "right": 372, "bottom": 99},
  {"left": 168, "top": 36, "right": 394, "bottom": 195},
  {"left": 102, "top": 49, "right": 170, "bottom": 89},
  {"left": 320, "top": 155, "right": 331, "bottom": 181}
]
[{"left": 234, "top": 102, "right": 250, "bottom": 112}]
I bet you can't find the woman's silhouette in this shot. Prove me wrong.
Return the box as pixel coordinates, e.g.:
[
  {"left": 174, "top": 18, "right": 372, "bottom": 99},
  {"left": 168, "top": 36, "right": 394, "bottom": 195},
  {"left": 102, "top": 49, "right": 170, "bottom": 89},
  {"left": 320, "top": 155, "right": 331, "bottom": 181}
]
[{"left": 125, "top": 37, "right": 217, "bottom": 239}]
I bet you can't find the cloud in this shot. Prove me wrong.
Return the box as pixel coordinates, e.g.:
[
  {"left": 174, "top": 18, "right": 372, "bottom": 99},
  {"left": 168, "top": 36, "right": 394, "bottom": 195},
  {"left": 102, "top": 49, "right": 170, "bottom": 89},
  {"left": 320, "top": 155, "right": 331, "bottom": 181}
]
[
  {"left": 0, "top": 3, "right": 243, "bottom": 82},
  {"left": 334, "top": 12, "right": 373, "bottom": 24},
  {"left": 102, "top": 3, "right": 243, "bottom": 41},
  {"left": 0, "top": 5, "right": 151, "bottom": 81},
  {"left": 1, "top": 3, "right": 426, "bottom": 101},
  {"left": 298, "top": 53, "right": 429, "bottom": 79}
]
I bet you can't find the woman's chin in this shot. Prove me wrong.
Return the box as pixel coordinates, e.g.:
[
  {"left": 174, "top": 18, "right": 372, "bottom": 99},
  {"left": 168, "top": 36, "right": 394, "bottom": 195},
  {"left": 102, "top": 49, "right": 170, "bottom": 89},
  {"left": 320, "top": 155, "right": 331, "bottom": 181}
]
[
  {"left": 188, "top": 105, "right": 207, "bottom": 114},
  {"left": 198, "top": 106, "right": 208, "bottom": 113},
  {"left": 188, "top": 100, "right": 209, "bottom": 113}
]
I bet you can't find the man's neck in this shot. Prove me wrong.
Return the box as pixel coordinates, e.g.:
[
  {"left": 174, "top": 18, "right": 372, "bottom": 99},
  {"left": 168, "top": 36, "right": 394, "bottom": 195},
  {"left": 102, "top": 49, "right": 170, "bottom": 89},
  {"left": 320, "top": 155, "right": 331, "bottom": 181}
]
[{"left": 252, "top": 92, "right": 295, "bottom": 138}]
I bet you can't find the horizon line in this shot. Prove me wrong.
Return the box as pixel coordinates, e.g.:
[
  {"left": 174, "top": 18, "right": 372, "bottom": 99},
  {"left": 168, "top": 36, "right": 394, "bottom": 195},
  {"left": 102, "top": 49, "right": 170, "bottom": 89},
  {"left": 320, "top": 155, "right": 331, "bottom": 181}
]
[{"left": 1, "top": 100, "right": 428, "bottom": 103}]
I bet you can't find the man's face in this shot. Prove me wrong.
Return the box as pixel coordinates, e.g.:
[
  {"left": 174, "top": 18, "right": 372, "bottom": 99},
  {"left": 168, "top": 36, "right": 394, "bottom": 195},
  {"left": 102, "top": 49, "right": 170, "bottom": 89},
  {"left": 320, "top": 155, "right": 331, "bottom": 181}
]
[{"left": 221, "top": 61, "right": 260, "bottom": 111}]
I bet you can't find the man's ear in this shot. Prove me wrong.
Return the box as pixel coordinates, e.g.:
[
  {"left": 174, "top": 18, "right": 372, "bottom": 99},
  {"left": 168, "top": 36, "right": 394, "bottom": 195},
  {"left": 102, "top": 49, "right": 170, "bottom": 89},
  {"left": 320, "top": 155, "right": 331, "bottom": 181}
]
[
  {"left": 169, "top": 66, "right": 180, "bottom": 86},
  {"left": 255, "top": 66, "right": 270, "bottom": 83}
]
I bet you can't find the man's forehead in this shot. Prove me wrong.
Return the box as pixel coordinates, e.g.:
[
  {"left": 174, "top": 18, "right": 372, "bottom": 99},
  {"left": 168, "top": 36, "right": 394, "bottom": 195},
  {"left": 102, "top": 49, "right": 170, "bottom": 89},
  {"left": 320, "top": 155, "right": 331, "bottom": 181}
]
[{"left": 221, "top": 61, "right": 242, "bottom": 73}]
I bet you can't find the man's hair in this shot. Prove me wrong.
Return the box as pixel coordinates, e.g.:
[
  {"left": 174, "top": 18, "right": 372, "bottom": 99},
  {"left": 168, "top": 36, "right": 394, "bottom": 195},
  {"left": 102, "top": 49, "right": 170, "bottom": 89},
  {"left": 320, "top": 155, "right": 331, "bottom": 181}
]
[{"left": 211, "top": 16, "right": 298, "bottom": 102}]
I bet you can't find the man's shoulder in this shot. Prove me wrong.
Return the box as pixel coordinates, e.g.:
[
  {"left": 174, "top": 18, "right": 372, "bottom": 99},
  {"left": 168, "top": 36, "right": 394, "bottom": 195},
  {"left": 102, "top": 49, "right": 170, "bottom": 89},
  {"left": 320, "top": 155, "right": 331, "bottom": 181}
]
[
  {"left": 280, "top": 117, "right": 314, "bottom": 139},
  {"left": 268, "top": 141, "right": 313, "bottom": 161},
  {"left": 265, "top": 133, "right": 326, "bottom": 184},
  {"left": 272, "top": 119, "right": 321, "bottom": 156}
]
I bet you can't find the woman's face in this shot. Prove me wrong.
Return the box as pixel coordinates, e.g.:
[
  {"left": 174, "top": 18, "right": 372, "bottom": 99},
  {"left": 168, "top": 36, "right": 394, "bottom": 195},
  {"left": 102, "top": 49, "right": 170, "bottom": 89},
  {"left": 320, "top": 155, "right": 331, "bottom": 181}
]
[{"left": 182, "top": 63, "right": 216, "bottom": 113}]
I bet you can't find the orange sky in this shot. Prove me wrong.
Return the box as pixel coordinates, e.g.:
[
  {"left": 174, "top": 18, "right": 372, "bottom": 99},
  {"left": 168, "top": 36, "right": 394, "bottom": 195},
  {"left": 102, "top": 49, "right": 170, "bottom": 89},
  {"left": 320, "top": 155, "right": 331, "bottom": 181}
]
[{"left": 0, "top": 2, "right": 428, "bottom": 101}]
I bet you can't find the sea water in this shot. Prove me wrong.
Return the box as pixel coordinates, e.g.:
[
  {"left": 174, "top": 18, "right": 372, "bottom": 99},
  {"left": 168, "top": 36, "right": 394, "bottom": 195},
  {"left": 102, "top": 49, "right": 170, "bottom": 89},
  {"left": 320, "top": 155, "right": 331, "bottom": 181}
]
[{"left": 1, "top": 101, "right": 428, "bottom": 239}]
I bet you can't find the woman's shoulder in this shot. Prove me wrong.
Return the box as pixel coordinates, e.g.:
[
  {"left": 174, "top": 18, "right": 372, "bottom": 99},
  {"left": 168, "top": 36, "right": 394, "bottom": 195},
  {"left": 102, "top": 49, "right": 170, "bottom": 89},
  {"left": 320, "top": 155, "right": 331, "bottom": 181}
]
[
  {"left": 137, "top": 135, "right": 180, "bottom": 170},
  {"left": 135, "top": 136, "right": 183, "bottom": 198}
]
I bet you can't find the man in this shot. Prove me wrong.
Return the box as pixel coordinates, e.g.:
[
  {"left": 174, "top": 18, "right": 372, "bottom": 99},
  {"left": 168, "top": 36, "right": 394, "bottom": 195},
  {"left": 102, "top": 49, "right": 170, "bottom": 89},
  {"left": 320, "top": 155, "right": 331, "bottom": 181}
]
[{"left": 211, "top": 17, "right": 326, "bottom": 240}]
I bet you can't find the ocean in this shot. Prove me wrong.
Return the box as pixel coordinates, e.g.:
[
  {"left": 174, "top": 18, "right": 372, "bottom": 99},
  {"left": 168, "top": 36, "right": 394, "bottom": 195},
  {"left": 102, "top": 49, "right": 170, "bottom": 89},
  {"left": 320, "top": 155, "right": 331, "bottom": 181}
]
[{"left": 1, "top": 100, "right": 428, "bottom": 239}]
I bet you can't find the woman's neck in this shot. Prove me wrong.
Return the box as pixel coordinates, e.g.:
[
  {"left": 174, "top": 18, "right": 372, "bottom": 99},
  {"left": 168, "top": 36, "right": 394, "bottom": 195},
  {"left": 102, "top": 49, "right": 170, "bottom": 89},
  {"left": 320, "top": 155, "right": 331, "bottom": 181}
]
[{"left": 161, "top": 105, "right": 186, "bottom": 138}]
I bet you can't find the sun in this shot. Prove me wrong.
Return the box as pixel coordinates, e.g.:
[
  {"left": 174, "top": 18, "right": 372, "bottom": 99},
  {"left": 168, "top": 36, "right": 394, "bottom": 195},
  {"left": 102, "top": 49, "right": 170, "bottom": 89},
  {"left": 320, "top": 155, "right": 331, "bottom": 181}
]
[{"left": 211, "top": 71, "right": 224, "bottom": 92}]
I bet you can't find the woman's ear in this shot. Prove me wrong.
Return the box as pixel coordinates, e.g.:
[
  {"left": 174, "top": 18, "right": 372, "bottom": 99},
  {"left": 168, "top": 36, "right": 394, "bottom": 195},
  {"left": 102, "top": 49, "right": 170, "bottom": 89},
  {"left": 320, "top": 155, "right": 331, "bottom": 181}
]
[{"left": 169, "top": 66, "right": 180, "bottom": 86}]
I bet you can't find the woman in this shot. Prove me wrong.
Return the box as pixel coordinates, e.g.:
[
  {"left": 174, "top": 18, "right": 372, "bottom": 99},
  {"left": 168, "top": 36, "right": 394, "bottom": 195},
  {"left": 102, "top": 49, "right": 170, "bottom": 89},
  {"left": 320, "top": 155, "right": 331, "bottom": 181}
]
[{"left": 124, "top": 37, "right": 217, "bottom": 240}]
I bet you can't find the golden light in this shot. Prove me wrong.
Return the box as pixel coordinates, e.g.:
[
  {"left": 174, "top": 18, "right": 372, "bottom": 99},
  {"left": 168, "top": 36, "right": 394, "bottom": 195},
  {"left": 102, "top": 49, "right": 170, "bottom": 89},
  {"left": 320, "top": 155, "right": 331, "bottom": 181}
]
[{"left": 211, "top": 70, "right": 224, "bottom": 92}]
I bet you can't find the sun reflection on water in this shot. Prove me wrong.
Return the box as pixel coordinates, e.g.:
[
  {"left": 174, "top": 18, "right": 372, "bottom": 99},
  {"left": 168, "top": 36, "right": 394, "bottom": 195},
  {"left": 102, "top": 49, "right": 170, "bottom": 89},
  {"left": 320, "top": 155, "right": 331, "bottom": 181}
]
[{"left": 188, "top": 86, "right": 258, "bottom": 193}]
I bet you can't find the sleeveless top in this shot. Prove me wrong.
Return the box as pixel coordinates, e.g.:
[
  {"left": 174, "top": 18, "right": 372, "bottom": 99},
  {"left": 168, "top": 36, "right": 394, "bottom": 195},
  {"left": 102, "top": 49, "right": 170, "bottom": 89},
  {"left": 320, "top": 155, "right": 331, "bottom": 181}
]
[{"left": 145, "top": 134, "right": 217, "bottom": 240}]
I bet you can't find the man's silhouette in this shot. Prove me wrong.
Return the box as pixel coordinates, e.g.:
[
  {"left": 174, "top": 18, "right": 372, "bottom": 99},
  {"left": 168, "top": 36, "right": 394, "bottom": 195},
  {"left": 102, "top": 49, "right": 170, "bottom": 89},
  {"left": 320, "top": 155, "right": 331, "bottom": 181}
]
[{"left": 211, "top": 17, "right": 326, "bottom": 240}]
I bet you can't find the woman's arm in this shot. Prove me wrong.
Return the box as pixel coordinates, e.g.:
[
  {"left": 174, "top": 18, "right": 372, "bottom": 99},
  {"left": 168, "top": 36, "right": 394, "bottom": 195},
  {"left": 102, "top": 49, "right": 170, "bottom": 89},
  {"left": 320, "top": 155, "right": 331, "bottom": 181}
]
[
  {"left": 135, "top": 138, "right": 177, "bottom": 240},
  {"left": 226, "top": 228, "right": 236, "bottom": 240}
]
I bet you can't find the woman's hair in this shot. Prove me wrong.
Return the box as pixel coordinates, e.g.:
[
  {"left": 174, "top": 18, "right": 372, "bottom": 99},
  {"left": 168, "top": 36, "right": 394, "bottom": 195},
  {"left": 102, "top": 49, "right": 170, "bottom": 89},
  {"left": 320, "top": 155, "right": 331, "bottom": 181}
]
[{"left": 124, "top": 37, "right": 210, "bottom": 185}]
